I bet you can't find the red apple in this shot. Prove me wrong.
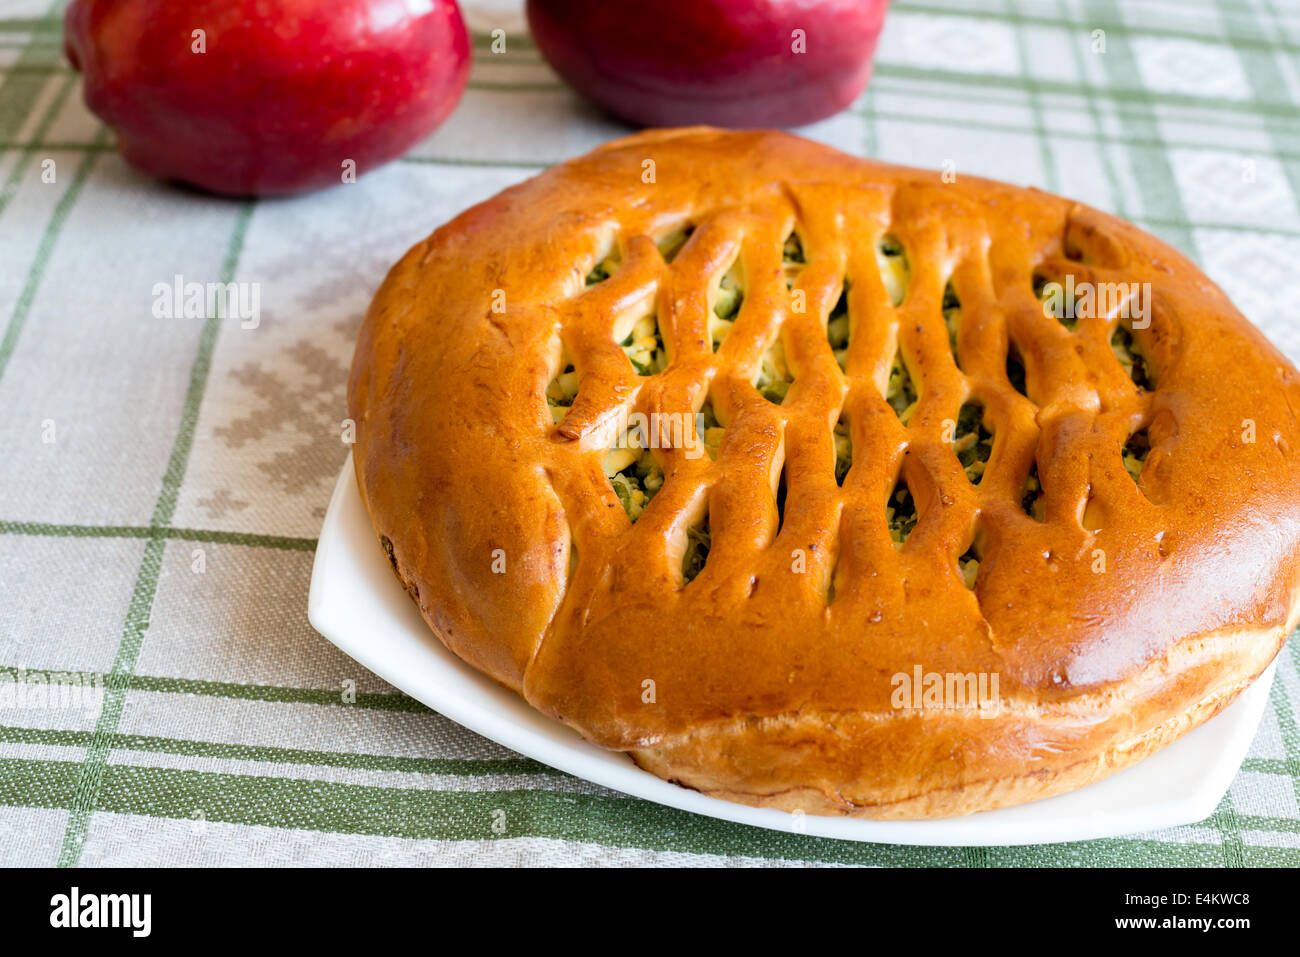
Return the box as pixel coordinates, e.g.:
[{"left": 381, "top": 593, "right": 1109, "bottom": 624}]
[
  {"left": 526, "top": 0, "right": 890, "bottom": 129},
  {"left": 64, "top": 0, "right": 471, "bottom": 196}
]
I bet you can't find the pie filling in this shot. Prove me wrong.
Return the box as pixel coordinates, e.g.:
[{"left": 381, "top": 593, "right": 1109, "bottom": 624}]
[
  {"left": 1006, "top": 344, "right": 1028, "bottom": 397},
  {"left": 953, "top": 402, "right": 994, "bottom": 485},
  {"left": 755, "top": 336, "right": 793, "bottom": 404},
  {"left": 586, "top": 246, "right": 621, "bottom": 286},
  {"left": 1123, "top": 428, "right": 1151, "bottom": 484},
  {"left": 1034, "top": 271, "right": 1079, "bottom": 331},
  {"left": 605, "top": 431, "right": 664, "bottom": 522},
  {"left": 709, "top": 261, "right": 743, "bottom": 350},
  {"left": 827, "top": 284, "right": 850, "bottom": 370},
  {"left": 957, "top": 546, "right": 980, "bottom": 589},
  {"left": 887, "top": 476, "right": 919, "bottom": 545},
  {"left": 546, "top": 360, "right": 578, "bottom": 422},
  {"left": 833, "top": 415, "right": 852, "bottom": 486},
  {"left": 1111, "top": 323, "right": 1152, "bottom": 390},
  {"left": 887, "top": 353, "right": 918, "bottom": 425},
  {"left": 681, "top": 513, "right": 711, "bottom": 583},
  {"left": 1022, "top": 464, "right": 1045, "bottom": 522},
  {"left": 943, "top": 281, "right": 962, "bottom": 365},
  {"left": 876, "top": 234, "right": 910, "bottom": 306},
  {"left": 656, "top": 224, "right": 694, "bottom": 263},
  {"left": 619, "top": 313, "right": 666, "bottom": 376},
  {"left": 782, "top": 231, "right": 805, "bottom": 288},
  {"left": 698, "top": 401, "right": 724, "bottom": 461}
]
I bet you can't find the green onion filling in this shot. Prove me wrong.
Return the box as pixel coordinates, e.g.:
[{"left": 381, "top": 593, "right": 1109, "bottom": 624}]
[
  {"left": 887, "top": 480, "right": 918, "bottom": 545},
  {"left": 1111, "top": 324, "right": 1152, "bottom": 391},
  {"left": 682, "top": 516, "right": 711, "bottom": 583},
  {"left": 953, "top": 402, "right": 994, "bottom": 485}
]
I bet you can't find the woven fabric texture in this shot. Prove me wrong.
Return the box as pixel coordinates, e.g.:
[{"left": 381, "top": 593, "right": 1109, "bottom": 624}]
[{"left": 1, "top": 0, "right": 1298, "bottom": 866}]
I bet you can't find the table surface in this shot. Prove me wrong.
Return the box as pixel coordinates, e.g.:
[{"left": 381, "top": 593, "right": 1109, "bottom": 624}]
[{"left": 1, "top": 0, "right": 1299, "bottom": 867}]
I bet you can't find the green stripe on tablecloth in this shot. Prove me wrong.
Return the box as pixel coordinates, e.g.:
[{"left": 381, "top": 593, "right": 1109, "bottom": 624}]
[
  {"left": 9, "top": 756, "right": 1297, "bottom": 866},
  {"left": 0, "top": 18, "right": 61, "bottom": 31},
  {"left": 0, "top": 669, "right": 429, "bottom": 713},
  {"left": 1213, "top": 794, "right": 1248, "bottom": 867},
  {"left": 0, "top": 128, "right": 105, "bottom": 388},
  {"left": 56, "top": 202, "right": 254, "bottom": 867},
  {"left": 0, "top": 74, "right": 74, "bottom": 217},
  {"left": 126, "top": 674, "right": 425, "bottom": 712},
  {"left": 0, "top": 726, "right": 552, "bottom": 777},
  {"left": 0, "top": 1, "right": 63, "bottom": 141},
  {"left": 400, "top": 154, "right": 550, "bottom": 169},
  {"left": 869, "top": 74, "right": 1300, "bottom": 137},
  {"left": 0, "top": 520, "right": 316, "bottom": 552},
  {"left": 0, "top": 138, "right": 109, "bottom": 151},
  {"left": 873, "top": 64, "right": 1300, "bottom": 121}
]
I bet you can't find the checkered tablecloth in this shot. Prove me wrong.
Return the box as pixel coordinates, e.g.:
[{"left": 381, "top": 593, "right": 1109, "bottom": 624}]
[{"left": 1, "top": 0, "right": 1298, "bottom": 867}]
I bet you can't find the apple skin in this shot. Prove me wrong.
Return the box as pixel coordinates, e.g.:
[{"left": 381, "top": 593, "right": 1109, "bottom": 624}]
[
  {"left": 64, "top": 0, "right": 471, "bottom": 196},
  {"left": 526, "top": 0, "right": 889, "bottom": 129}
]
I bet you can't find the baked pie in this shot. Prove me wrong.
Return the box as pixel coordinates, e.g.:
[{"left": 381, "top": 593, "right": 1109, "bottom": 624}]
[{"left": 348, "top": 128, "right": 1300, "bottom": 819}]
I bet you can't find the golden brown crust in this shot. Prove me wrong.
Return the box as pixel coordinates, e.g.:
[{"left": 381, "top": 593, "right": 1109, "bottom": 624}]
[{"left": 348, "top": 128, "right": 1300, "bottom": 818}]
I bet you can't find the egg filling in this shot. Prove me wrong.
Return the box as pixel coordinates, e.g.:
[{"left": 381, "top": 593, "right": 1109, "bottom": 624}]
[
  {"left": 620, "top": 314, "right": 666, "bottom": 376},
  {"left": 546, "top": 362, "right": 579, "bottom": 423},
  {"left": 586, "top": 247, "right": 622, "bottom": 286},
  {"left": 877, "top": 234, "right": 910, "bottom": 306}
]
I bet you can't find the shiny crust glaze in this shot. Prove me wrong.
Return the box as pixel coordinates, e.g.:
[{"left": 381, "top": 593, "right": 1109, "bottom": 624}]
[{"left": 349, "top": 128, "right": 1300, "bottom": 818}]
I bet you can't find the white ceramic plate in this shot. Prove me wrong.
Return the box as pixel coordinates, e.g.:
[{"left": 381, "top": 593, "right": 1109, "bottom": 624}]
[{"left": 308, "top": 455, "right": 1276, "bottom": 846}]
